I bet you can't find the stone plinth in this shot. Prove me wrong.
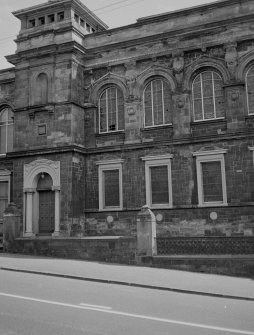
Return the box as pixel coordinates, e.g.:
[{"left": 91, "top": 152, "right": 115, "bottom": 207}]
[
  {"left": 136, "top": 205, "right": 157, "bottom": 257},
  {"left": 3, "top": 203, "right": 21, "bottom": 252}
]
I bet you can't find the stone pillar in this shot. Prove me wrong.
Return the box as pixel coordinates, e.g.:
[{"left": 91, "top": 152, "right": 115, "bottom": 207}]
[
  {"left": 24, "top": 189, "right": 35, "bottom": 237},
  {"left": 52, "top": 187, "right": 60, "bottom": 237},
  {"left": 3, "top": 203, "right": 21, "bottom": 252},
  {"left": 136, "top": 205, "right": 157, "bottom": 256}
]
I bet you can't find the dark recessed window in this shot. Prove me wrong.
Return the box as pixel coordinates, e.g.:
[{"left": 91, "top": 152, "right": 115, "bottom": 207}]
[
  {"left": 38, "top": 124, "right": 47, "bottom": 136},
  {"left": 91, "top": 28, "right": 95, "bottom": 33},
  {"left": 29, "top": 19, "right": 36, "bottom": 28},
  {"left": 86, "top": 23, "right": 91, "bottom": 32},
  {"left": 57, "top": 12, "right": 65, "bottom": 21},
  {"left": 74, "top": 14, "right": 79, "bottom": 23},
  {"left": 38, "top": 17, "right": 45, "bottom": 25},
  {"left": 48, "top": 14, "right": 55, "bottom": 23},
  {"left": 80, "top": 18, "right": 85, "bottom": 27}
]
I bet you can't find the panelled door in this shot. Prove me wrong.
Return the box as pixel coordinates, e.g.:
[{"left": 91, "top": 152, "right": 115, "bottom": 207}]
[{"left": 39, "top": 190, "right": 55, "bottom": 234}]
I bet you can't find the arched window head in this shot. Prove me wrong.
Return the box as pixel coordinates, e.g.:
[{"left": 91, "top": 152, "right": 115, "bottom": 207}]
[
  {"left": 0, "top": 106, "right": 13, "bottom": 154},
  {"left": 246, "top": 65, "right": 254, "bottom": 115},
  {"left": 143, "top": 78, "right": 172, "bottom": 128},
  {"left": 99, "top": 86, "right": 124, "bottom": 133},
  {"left": 35, "top": 73, "right": 48, "bottom": 105},
  {"left": 192, "top": 70, "right": 225, "bottom": 121}
]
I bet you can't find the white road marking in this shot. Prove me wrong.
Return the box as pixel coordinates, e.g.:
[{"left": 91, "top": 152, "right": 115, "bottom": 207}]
[
  {"left": 80, "top": 303, "right": 112, "bottom": 310},
  {"left": 0, "top": 292, "right": 253, "bottom": 335}
]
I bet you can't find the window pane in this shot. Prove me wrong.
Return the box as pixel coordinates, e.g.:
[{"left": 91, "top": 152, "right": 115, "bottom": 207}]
[
  {"left": 144, "top": 82, "right": 152, "bottom": 127},
  {"left": 0, "top": 125, "right": 6, "bottom": 154},
  {"left": 202, "top": 161, "right": 223, "bottom": 202},
  {"left": 117, "top": 88, "right": 124, "bottom": 130},
  {"left": 153, "top": 80, "right": 164, "bottom": 126},
  {"left": 150, "top": 165, "right": 169, "bottom": 204},
  {"left": 108, "top": 87, "right": 117, "bottom": 131},
  {"left": 103, "top": 170, "right": 120, "bottom": 207},
  {"left": 99, "top": 91, "right": 107, "bottom": 132},
  {"left": 247, "top": 68, "right": 254, "bottom": 114},
  {"left": 202, "top": 77, "right": 213, "bottom": 97},
  {"left": 203, "top": 97, "right": 215, "bottom": 119},
  {"left": 193, "top": 99, "right": 203, "bottom": 121}
]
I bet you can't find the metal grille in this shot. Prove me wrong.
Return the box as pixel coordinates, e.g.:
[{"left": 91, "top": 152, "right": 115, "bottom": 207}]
[{"left": 157, "top": 237, "right": 254, "bottom": 255}]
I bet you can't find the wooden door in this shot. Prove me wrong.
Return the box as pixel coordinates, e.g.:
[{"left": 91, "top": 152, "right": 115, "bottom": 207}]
[{"left": 39, "top": 190, "right": 55, "bottom": 234}]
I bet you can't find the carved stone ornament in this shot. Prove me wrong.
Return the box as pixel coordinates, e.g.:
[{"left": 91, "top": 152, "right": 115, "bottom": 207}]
[
  {"left": 176, "top": 96, "right": 185, "bottom": 109},
  {"left": 172, "top": 50, "right": 185, "bottom": 87},
  {"left": 172, "top": 54, "right": 185, "bottom": 74},
  {"left": 225, "top": 43, "right": 238, "bottom": 79},
  {"left": 125, "top": 61, "right": 138, "bottom": 99},
  {"left": 231, "top": 90, "right": 239, "bottom": 101},
  {"left": 127, "top": 106, "right": 135, "bottom": 116}
]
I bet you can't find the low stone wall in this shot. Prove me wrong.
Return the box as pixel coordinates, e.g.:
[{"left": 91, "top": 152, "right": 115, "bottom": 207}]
[
  {"left": 141, "top": 255, "right": 254, "bottom": 278},
  {"left": 9, "top": 236, "right": 137, "bottom": 264}
]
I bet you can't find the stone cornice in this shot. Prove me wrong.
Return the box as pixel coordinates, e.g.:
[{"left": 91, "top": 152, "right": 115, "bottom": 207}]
[{"left": 7, "top": 145, "right": 87, "bottom": 159}]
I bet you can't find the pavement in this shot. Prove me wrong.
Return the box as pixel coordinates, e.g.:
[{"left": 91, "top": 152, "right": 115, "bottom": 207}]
[{"left": 0, "top": 253, "right": 254, "bottom": 301}]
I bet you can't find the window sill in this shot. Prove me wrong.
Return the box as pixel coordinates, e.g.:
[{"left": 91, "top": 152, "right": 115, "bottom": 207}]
[
  {"left": 149, "top": 205, "right": 173, "bottom": 210},
  {"left": 99, "top": 207, "right": 123, "bottom": 212},
  {"left": 191, "top": 118, "right": 226, "bottom": 125},
  {"left": 96, "top": 131, "right": 125, "bottom": 137},
  {"left": 142, "top": 124, "right": 173, "bottom": 131},
  {"left": 198, "top": 202, "right": 228, "bottom": 208}
]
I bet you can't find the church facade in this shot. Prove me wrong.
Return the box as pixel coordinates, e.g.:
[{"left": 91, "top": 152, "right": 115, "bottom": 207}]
[{"left": 1, "top": 0, "right": 254, "bottom": 258}]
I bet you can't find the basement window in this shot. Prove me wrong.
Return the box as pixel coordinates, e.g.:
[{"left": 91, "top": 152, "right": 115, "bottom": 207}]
[
  {"left": 57, "top": 11, "right": 65, "bottom": 21},
  {"left": 38, "top": 17, "right": 45, "bottom": 25},
  {"left": 28, "top": 19, "right": 36, "bottom": 28}
]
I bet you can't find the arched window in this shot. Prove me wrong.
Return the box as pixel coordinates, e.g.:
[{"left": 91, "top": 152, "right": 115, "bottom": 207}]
[
  {"left": 35, "top": 73, "right": 48, "bottom": 105},
  {"left": 99, "top": 86, "right": 124, "bottom": 133},
  {"left": 0, "top": 106, "right": 13, "bottom": 154},
  {"left": 192, "top": 70, "right": 225, "bottom": 121},
  {"left": 246, "top": 65, "right": 254, "bottom": 115},
  {"left": 143, "top": 78, "right": 172, "bottom": 127}
]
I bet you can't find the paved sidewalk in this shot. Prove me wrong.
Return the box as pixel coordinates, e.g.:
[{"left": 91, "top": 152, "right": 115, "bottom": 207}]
[{"left": 0, "top": 253, "right": 254, "bottom": 300}]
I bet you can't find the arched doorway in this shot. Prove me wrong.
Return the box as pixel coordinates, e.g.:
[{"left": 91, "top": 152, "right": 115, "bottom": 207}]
[
  {"left": 37, "top": 173, "right": 55, "bottom": 234},
  {"left": 23, "top": 159, "right": 61, "bottom": 237}
]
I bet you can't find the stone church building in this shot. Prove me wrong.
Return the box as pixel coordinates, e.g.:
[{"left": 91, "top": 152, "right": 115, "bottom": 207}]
[{"left": 1, "top": 0, "right": 254, "bottom": 262}]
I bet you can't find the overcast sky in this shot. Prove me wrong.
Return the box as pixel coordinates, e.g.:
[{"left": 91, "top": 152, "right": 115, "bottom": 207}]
[{"left": 0, "top": 0, "right": 217, "bottom": 69}]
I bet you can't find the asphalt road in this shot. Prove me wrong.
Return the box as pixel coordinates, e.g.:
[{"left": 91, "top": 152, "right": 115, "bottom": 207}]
[{"left": 0, "top": 270, "right": 253, "bottom": 335}]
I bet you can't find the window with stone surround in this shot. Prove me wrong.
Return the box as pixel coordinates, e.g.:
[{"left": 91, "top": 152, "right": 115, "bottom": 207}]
[
  {"left": 143, "top": 78, "right": 172, "bottom": 128},
  {"left": 141, "top": 155, "right": 173, "bottom": 209},
  {"left": 193, "top": 150, "right": 228, "bottom": 207},
  {"left": 99, "top": 86, "right": 124, "bottom": 133},
  {"left": 246, "top": 65, "right": 254, "bottom": 115},
  {"left": 192, "top": 70, "right": 225, "bottom": 122},
  {"left": 0, "top": 106, "right": 13, "bottom": 155},
  {"left": 0, "top": 171, "right": 11, "bottom": 227},
  {"left": 96, "top": 159, "right": 124, "bottom": 211}
]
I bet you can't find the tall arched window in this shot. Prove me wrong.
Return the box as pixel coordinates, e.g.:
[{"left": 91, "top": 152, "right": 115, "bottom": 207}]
[
  {"left": 0, "top": 106, "right": 13, "bottom": 154},
  {"left": 35, "top": 73, "right": 48, "bottom": 105},
  {"left": 99, "top": 86, "right": 124, "bottom": 133},
  {"left": 246, "top": 65, "right": 254, "bottom": 115},
  {"left": 192, "top": 70, "right": 225, "bottom": 121},
  {"left": 143, "top": 78, "right": 172, "bottom": 127}
]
